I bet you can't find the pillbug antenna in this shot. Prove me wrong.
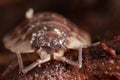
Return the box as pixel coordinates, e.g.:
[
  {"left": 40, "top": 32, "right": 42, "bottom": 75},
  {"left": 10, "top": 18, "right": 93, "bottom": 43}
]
[
  {"left": 82, "top": 42, "right": 100, "bottom": 48},
  {"left": 88, "top": 42, "right": 100, "bottom": 47}
]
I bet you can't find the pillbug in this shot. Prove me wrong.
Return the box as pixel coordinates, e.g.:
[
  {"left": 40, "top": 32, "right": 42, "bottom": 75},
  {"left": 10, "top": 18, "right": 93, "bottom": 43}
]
[{"left": 3, "top": 8, "right": 100, "bottom": 74}]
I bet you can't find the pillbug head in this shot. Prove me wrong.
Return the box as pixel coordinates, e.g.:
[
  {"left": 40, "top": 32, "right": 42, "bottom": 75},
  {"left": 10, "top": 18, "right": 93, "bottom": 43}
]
[{"left": 26, "top": 21, "right": 70, "bottom": 52}]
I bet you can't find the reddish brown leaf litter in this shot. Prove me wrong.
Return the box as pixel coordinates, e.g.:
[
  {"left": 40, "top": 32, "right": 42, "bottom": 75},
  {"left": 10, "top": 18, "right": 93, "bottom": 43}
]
[
  {"left": 5, "top": 61, "right": 85, "bottom": 80},
  {"left": 2, "top": 36, "right": 120, "bottom": 80},
  {"left": 82, "top": 36, "right": 120, "bottom": 80}
]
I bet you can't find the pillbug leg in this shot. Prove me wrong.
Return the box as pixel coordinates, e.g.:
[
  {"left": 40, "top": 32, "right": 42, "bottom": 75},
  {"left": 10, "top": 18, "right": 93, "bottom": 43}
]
[
  {"left": 22, "top": 51, "right": 51, "bottom": 73},
  {"left": 54, "top": 50, "right": 82, "bottom": 68},
  {"left": 16, "top": 52, "right": 24, "bottom": 71},
  {"left": 55, "top": 56, "right": 81, "bottom": 68},
  {"left": 22, "top": 60, "right": 39, "bottom": 73},
  {"left": 22, "top": 58, "right": 50, "bottom": 73},
  {"left": 3, "top": 54, "right": 39, "bottom": 75},
  {"left": 77, "top": 42, "right": 101, "bottom": 68},
  {"left": 101, "top": 43, "right": 116, "bottom": 57},
  {"left": 78, "top": 46, "right": 82, "bottom": 68}
]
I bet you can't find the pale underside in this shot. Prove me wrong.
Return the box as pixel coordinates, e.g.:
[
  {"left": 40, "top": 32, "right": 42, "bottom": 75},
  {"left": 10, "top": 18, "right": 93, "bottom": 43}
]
[{"left": 3, "top": 34, "right": 35, "bottom": 53}]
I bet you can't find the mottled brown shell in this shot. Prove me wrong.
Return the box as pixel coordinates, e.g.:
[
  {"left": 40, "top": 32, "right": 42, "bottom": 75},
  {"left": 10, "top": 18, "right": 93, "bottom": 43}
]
[{"left": 3, "top": 12, "right": 91, "bottom": 54}]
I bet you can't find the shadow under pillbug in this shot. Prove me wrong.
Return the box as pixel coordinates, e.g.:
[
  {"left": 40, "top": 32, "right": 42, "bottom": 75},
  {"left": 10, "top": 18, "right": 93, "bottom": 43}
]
[{"left": 3, "top": 8, "right": 100, "bottom": 74}]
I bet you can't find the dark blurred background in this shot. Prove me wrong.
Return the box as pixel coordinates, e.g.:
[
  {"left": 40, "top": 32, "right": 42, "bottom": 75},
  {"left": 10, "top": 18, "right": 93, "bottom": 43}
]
[{"left": 0, "top": 0, "right": 120, "bottom": 40}]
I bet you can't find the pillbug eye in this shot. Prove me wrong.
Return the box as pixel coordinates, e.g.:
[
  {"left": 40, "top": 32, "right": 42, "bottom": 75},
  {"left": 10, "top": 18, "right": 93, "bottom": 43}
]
[
  {"left": 34, "top": 44, "right": 40, "bottom": 49},
  {"left": 62, "top": 40, "right": 66, "bottom": 46}
]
